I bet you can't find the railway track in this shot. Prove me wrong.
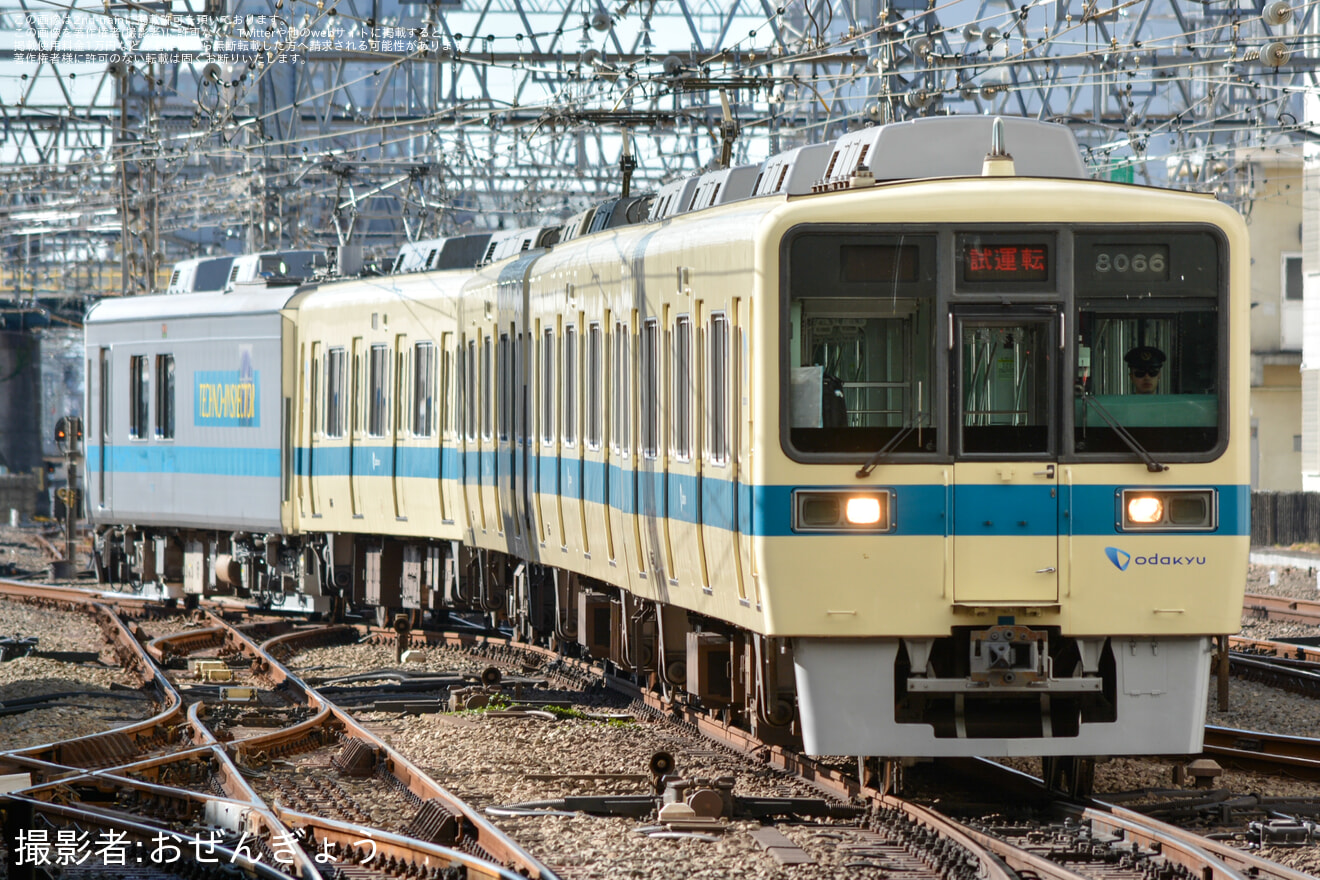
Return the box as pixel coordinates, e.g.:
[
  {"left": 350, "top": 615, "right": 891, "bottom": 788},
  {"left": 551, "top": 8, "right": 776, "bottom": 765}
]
[
  {"left": 1243, "top": 592, "right": 1320, "bottom": 626},
  {"left": 2, "top": 579, "right": 1317, "bottom": 880}
]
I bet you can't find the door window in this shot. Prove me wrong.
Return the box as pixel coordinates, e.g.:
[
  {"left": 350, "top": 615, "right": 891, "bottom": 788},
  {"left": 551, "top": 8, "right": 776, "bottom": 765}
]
[{"left": 959, "top": 319, "right": 1052, "bottom": 456}]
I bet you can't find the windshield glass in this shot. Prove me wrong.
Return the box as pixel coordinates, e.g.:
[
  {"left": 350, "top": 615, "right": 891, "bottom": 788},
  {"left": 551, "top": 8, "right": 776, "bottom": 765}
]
[
  {"left": 785, "top": 232, "right": 937, "bottom": 455},
  {"left": 1072, "top": 231, "right": 1221, "bottom": 454}
]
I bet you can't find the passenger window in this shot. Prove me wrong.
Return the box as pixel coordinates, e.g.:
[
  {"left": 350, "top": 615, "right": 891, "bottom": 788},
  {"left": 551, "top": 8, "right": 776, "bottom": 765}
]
[
  {"left": 368, "top": 344, "right": 389, "bottom": 437},
  {"left": 325, "top": 348, "right": 346, "bottom": 438},
  {"left": 155, "top": 354, "right": 175, "bottom": 440},
  {"left": 641, "top": 320, "right": 659, "bottom": 459},
  {"left": 673, "top": 317, "right": 692, "bottom": 460},
  {"left": 587, "top": 324, "right": 602, "bottom": 449},
  {"left": 497, "top": 333, "right": 510, "bottom": 441},
  {"left": 440, "top": 336, "right": 453, "bottom": 437},
  {"left": 542, "top": 329, "right": 555, "bottom": 445},
  {"left": 466, "top": 339, "right": 477, "bottom": 441},
  {"left": 613, "top": 323, "right": 630, "bottom": 455},
  {"left": 482, "top": 336, "right": 492, "bottom": 440},
  {"left": 413, "top": 341, "right": 435, "bottom": 437},
  {"left": 564, "top": 326, "right": 578, "bottom": 447},
  {"left": 129, "top": 355, "right": 148, "bottom": 439},
  {"left": 707, "top": 315, "right": 728, "bottom": 465}
]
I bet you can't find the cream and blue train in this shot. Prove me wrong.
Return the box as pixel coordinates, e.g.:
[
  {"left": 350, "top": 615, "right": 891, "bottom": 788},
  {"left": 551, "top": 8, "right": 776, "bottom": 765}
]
[{"left": 84, "top": 116, "right": 1249, "bottom": 768}]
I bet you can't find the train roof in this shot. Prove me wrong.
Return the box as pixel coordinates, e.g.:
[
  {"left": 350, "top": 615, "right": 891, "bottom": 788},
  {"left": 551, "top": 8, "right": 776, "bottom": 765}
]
[
  {"left": 392, "top": 232, "right": 493, "bottom": 273},
  {"left": 86, "top": 287, "right": 303, "bottom": 324},
  {"left": 163, "top": 255, "right": 236, "bottom": 295},
  {"left": 817, "top": 116, "right": 1087, "bottom": 187}
]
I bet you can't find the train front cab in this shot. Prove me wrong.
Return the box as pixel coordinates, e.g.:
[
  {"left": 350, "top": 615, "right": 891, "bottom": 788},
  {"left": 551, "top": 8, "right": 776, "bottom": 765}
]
[{"left": 765, "top": 182, "right": 1250, "bottom": 758}]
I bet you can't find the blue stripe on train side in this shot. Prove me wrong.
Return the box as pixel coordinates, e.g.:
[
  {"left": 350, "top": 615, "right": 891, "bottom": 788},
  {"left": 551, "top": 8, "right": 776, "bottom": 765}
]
[
  {"left": 85, "top": 444, "right": 280, "bottom": 478},
  {"left": 92, "top": 441, "right": 1250, "bottom": 537}
]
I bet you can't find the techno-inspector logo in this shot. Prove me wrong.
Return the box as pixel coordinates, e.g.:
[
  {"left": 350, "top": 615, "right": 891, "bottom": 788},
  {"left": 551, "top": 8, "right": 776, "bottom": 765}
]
[{"left": 1104, "top": 547, "right": 1131, "bottom": 571}]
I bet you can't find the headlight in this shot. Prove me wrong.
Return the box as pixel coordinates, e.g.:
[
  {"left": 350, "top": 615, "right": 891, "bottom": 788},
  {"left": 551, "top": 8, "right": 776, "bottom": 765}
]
[
  {"left": 846, "top": 496, "right": 883, "bottom": 525},
  {"left": 793, "top": 490, "right": 893, "bottom": 532},
  {"left": 1126, "top": 495, "right": 1164, "bottom": 524},
  {"left": 1119, "top": 488, "right": 1217, "bottom": 531}
]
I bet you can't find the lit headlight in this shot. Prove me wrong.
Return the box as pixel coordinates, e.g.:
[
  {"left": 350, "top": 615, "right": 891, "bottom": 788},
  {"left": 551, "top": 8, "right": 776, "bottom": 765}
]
[
  {"left": 846, "top": 496, "right": 883, "bottom": 525},
  {"left": 1119, "top": 488, "right": 1217, "bottom": 531},
  {"left": 793, "top": 489, "right": 894, "bottom": 532},
  {"left": 1126, "top": 495, "right": 1164, "bottom": 524}
]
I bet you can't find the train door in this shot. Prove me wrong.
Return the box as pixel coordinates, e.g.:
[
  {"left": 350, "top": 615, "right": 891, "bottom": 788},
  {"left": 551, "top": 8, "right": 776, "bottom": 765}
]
[
  {"left": 609, "top": 320, "right": 634, "bottom": 574},
  {"left": 559, "top": 322, "right": 585, "bottom": 555},
  {"left": 638, "top": 317, "right": 663, "bottom": 579},
  {"left": 735, "top": 303, "right": 758, "bottom": 605},
  {"left": 393, "top": 334, "right": 407, "bottom": 520},
  {"left": 951, "top": 313, "right": 1059, "bottom": 604},
  {"left": 593, "top": 319, "right": 614, "bottom": 563},
  {"left": 497, "top": 329, "right": 517, "bottom": 539},
  {"left": 350, "top": 337, "right": 363, "bottom": 517},
  {"left": 306, "top": 342, "right": 320, "bottom": 517},
  {"left": 479, "top": 333, "right": 493, "bottom": 533},
  {"left": 701, "top": 311, "right": 738, "bottom": 597},
  {"left": 461, "top": 337, "right": 478, "bottom": 534},
  {"left": 97, "top": 347, "right": 110, "bottom": 510},
  {"left": 520, "top": 329, "right": 536, "bottom": 544},
  {"left": 438, "top": 335, "right": 453, "bottom": 524}
]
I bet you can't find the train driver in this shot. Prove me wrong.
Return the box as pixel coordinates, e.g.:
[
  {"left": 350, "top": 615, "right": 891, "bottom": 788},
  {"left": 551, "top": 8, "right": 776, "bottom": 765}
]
[{"left": 1124, "top": 346, "right": 1165, "bottom": 395}]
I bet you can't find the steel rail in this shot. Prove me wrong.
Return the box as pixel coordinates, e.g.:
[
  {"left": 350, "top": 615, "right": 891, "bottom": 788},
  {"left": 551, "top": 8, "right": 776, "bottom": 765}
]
[
  {"left": 1229, "top": 635, "right": 1320, "bottom": 663},
  {"left": 3, "top": 598, "right": 184, "bottom": 775},
  {"left": 1, "top": 794, "right": 296, "bottom": 880},
  {"left": 1242, "top": 592, "right": 1320, "bottom": 625},
  {"left": 208, "top": 615, "right": 563, "bottom": 880},
  {"left": 1202, "top": 725, "right": 1320, "bottom": 778},
  {"left": 348, "top": 624, "right": 1021, "bottom": 880},
  {"left": 1085, "top": 803, "right": 1317, "bottom": 880},
  {"left": 275, "top": 808, "right": 535, "bottom": 880}
]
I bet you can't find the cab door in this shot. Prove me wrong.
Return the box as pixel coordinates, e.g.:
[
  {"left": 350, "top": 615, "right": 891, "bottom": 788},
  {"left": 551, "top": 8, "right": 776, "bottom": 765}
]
[{"left": 952, "top": 313, "right": 1059, "bottom": 604}]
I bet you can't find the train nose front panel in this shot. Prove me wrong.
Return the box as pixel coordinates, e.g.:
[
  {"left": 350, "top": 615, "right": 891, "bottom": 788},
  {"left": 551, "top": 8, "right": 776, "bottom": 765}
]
[
  {"left": 952, "top": 313, "right": 1061, "bottom": 604},
  {"left": 951, "top": 462, "right": 1059, "bottom": 603}
]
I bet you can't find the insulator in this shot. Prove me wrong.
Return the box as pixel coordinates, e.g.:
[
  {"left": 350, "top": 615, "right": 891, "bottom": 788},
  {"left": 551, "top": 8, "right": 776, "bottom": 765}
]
[
  {"left": 1264, "top": 0, "right": 1293, "bottom": 26},
  {"left": 1263, "top": 41, "right": 1291, "bottom": 67}
]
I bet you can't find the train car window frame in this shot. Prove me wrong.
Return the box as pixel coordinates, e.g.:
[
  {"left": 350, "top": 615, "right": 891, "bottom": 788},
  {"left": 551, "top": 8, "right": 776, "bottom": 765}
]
[
  {"left": 642, "top": 319, "right": 660, "bottom": 459},
  {"left": 367, "top": 343, "right": 389, "bottom": 438},
  {"left": 497, "top": 333, "right": 510, "bottom": 442},
  {"left": 1069, "top": 225, "right": 1228, "bottom": 462},
  {"left": 563, "top": 325, "right": 578, "bottom": 448},
  {"left": 154, "top": 354, "right": 175, "bottom": 440},
  {"left": 672, "top": 316, "right": 692, "bottom": 461},
  {"left": 780, "top": 226, "right": 940, "bottom": 463},
  {"left": 465, "top": 339, "right": 478, "bottom": 441},
  {"left": 325, "top": 348, "right": 346, "bottom": 439},
  {"left": 481, "top": 335, "right": 493, "bottom": 441},
  {"left": 612, "top": 322, "right": 631, "bottom": 457},
  {"left": 129, "top": 355, "right": 148, "bottom": 440},
  {"left": 310, "top": 345, "right": 321, "bottom": 439},
  {"left": 707, "top": 314, "right": 729, "bottom": 466},
  {"left": 586, "top": 323, "right": 603, "bottom": 450},
  {"left": 413, "top": 341, "right": 435, "bottom": 438},
  {"left": 542, "top": 328, "right": 556, "bottom": 446},
  {"left": 440, "top": 335, "right": 453, "bottom": 438},
  {"left": 99, "top": 349, "right": 111, "bottom": 444},
  {"left": 515, "top": 331, "right": 527, "bottom": 446}
]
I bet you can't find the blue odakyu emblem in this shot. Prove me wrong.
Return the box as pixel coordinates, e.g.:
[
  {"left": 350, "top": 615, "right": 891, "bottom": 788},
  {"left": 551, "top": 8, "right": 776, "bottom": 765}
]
[{"left": 1105, "top": 547, "right": 1131, "bottom": 571}]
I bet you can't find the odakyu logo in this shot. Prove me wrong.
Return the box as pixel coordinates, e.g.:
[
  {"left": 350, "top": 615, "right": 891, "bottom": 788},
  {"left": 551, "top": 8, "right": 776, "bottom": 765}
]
[
  {"left": 1104, "top": 547, "right": 1131, "bottom": 571},
  {"left": 1105, "top": 547, "right": 1206, "bottom": 571}
]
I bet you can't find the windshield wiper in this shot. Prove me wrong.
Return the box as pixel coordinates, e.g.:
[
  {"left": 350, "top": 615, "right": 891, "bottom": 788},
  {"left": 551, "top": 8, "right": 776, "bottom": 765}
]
[
  {"left": 1078, "top": 392, "right": 1167, "bottom": 473},
  {"left": 856, "top": 424, "right": 917, "bottom": 478}
]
